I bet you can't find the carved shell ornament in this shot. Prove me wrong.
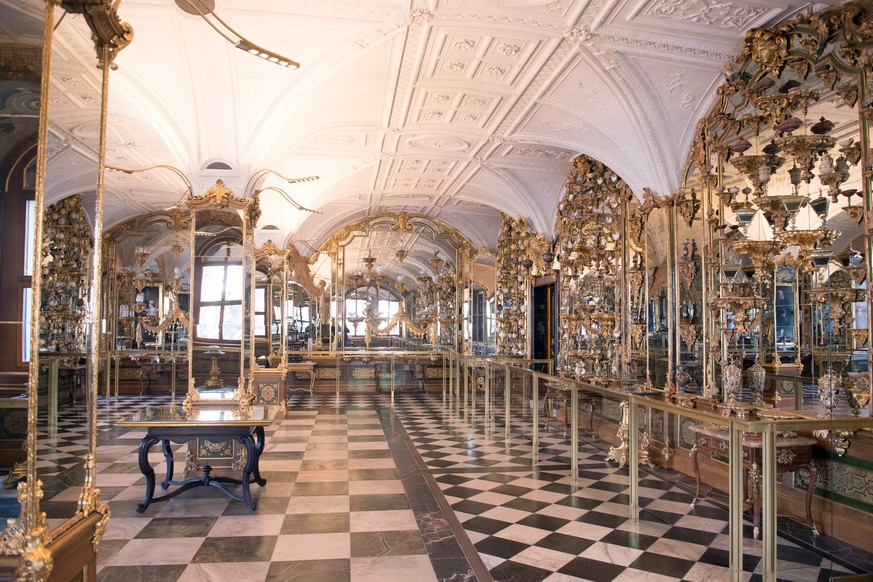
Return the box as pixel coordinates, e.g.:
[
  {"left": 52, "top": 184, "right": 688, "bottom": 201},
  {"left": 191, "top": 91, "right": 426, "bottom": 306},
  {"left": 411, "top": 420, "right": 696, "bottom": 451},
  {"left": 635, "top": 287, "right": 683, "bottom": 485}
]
[{"left": 744, "top": 28, "right": 789, "bottom": 77}]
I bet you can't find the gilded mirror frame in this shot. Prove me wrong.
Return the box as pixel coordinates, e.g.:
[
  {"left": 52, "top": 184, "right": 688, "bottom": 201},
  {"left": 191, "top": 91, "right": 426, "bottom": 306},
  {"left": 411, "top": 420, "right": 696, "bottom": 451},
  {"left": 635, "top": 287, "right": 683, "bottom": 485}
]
[
  {"left": 317, "top": 212, "right": 474, "bottom": 353},
  {"left": 0, "top": 1, "right": 131, "bottom": 579}
]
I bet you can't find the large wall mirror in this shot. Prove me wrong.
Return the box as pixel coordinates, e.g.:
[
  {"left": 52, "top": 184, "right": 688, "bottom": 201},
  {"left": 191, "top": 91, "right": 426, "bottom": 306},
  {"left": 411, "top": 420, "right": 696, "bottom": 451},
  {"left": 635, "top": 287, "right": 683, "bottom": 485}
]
[
  {"left": 0, "top": 0, "right": 131, "bottom": 579},
  {"left": 466, "top": 250, "right": 497, "bottom": 355},
  {"left": 185, "top": 182, "right": 257, "bottom": 400},
  {"left": 313, "top": 213, "right": 474, "bottom": 353}
]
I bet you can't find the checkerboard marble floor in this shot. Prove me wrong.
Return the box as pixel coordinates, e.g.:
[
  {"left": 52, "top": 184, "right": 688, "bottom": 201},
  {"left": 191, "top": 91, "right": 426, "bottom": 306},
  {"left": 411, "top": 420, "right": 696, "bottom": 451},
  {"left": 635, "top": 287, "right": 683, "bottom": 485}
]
[{"left": 18, "top": 391, "right": 873, "bottom": 581}]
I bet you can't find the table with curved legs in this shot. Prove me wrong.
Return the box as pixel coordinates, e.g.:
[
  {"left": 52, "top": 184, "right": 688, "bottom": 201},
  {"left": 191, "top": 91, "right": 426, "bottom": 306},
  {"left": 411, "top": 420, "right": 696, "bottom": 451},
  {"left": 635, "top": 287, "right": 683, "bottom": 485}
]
[{"left": 118, "top": 405, "right": 280, "bottom": 512}]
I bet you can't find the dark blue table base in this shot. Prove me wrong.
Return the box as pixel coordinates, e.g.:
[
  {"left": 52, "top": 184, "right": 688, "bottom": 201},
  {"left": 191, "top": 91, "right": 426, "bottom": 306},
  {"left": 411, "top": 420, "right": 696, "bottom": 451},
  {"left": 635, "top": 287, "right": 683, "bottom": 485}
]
[{"left": 134, "top": 424, "right": 266, "bottom": 512}]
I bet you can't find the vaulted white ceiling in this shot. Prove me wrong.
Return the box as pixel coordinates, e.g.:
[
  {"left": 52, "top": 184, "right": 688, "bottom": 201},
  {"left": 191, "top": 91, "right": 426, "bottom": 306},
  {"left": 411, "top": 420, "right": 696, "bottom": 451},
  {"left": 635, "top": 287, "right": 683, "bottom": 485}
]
[{"left": 5, "top": 0, "right": 840, "bottom": 269}]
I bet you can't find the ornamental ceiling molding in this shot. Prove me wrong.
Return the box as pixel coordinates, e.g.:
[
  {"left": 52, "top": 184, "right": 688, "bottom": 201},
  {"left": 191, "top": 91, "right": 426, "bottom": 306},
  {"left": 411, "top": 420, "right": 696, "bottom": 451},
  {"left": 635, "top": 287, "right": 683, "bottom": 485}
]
[
  {"left": 493, "top": 37, "right": 574, "bottom": 137},
  {"left": 248, "top": 28, "right": 408, "bottom": 162},
  {"left": 641, "top": 0, "right": 767, "bottom": 30},
  {"left": 591, "top": 49, "right": 676, "bottom": 192},
  {"left": 380, "top": 47, "right": 426, "bottom": 155},
  {"left": 592, "top": 32, "right": 737, "bottom": 63},
  {"left": 483, "top": 165, "right": 552, "bottom": 232},
  {"left": 508, "top": 146, "right": 575, "bottom": 159},
  {"left": 576, "top": 0, "right": 610, "bottom": 28},
  {"left": 110, "top": 69, "right": 192, "bottom": 166},
  {"left": 413, "top": 79, "right": 518, "bottom": 96},
  {"left": 533, "top": 96, "right": 638, "bottom": 166},
  {"left": 431, "top": 12, "right": 563, "bottom": 32}
]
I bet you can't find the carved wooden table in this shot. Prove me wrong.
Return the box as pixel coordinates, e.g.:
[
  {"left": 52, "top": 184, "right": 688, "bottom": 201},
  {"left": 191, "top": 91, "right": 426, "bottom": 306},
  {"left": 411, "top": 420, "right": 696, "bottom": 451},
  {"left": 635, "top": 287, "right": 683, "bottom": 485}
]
[
  {"left": 283, "top": 361, "right": 316, "bottom": 394},
  {"left": 688, "top": 423, "right": 817, "bottom": 539},
  {"left": 543, "top": 380, "right": 598, "bottom": 434},
  {"left": 118, "top": 404, "right": 280, "bottom": 512},
  {"left": 138, "top": 358, "right": 187, "bottom": 395}
]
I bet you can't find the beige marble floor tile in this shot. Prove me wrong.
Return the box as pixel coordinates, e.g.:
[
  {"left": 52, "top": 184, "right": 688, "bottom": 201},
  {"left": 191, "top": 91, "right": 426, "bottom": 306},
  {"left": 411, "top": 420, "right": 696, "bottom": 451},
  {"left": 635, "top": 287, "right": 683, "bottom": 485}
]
[
  {"left": 480, "top": 506, "right": 531, "bottom": 524},
  {"left": 258, "top": 459, "right": 302, "bottom": 472},
  {"left": 155, "top": 496, "right": 231, "bottom": 518},
  {"left": 285, "top": 495, "right": 350, "bottom": 514},
  {"left": 579, "top": 541, "right": 644, "bottom": 567},
  {"left": 348, "top": 480, "right": 405, "bottom": 495},
  {"left": 102, "top": 517, "right": 150, "bottom": 540},
  {"left": 556, "top": 520, "right": 613, "bottom": 541},
  {"left": 177, "top": 561, "right": 270, "bottom": 582},
  {"left": 349, "top": 509, "right": 418, "bottom": 532},
  {"left": 252, "top": 482, "right": 295, "bottom": 498},
  {"left": 295, "top": 469, "right": 350, "bottom": 482},
  {"left": 96, "top": 472, "right": 146, "bottom": 487},
  {"left": 493, "top": 523, "right": 552, "bottom": 545},
  {"left": 208, "top": 514, "right": 285, "bottom": 536},
  {"left": 512, "top": 545, "right": 577, "bottom": 572},
  {"left": 349, "top": 555, "right": 437, "bottom": 582},
  {"left": 302, "top": 448, "right": 349, "bottom": 460},
  {"left": 347, "top": 458, "right": 397, "bottom": 470},
  {"left": 348, "top": 441, "right": 389, "bottom": 450},
  {"left": 647, "top": 537, "right": 708, "bottom": 561},
  {"left": 683, "top": 562, "right": 733, "bottom": 582},
  {"left": 271, "top": 532, "right": 351, "bottom": 561},
  {"left": 106, "top": 537, "right": 204, "bottom": 566}
]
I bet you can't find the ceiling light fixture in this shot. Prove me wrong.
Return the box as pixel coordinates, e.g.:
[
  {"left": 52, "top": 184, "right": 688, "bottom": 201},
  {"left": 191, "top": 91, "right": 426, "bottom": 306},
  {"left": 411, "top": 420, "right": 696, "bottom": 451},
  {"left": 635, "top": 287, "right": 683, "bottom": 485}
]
[
  {"left": 106, "top": 164, "right": 193, "bottom": 209},
  {"left": 176, "top": 0, "right": 300, "bottom": 69},
  {"left": 244, "top": 168, "right": 319, "bottom": 198},
  {"left": 255, "top": 186, "right": 322, "bottom": 214}
]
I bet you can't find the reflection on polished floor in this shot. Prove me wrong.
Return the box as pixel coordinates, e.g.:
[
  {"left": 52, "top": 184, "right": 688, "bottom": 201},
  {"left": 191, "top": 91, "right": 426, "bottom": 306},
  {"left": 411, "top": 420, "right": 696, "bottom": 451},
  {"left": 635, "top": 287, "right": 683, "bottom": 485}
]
[{"left": 28, "top": 392, "right": 873, "bottom": 581}]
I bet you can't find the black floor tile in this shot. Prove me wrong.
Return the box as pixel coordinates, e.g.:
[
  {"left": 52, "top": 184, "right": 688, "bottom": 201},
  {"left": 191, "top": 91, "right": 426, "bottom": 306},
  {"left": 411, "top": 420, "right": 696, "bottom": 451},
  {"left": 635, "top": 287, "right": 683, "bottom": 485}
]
[
  {"left": 576, "top": 510, "right": 628, "bottom": 529},
  {"left": 281, "top": 512, "right": 349, "bottom": 534},
  {"left": 351, "top": 530, "right": 427, "bottom": 558},
  {"left": 517, "top": 513, "right": 571, "bottom": 532},
  {"left": 502, "top": 497, "right": 551, "bottom": 513},
  {"left": 489, "top": 559, "right": 552, "bottom": 582},
  {"left": 349, "top": 493, "right": 410, "bottom": 511},
  {"left": 558, "top": 556, "right": 625, "bottom": 581},
  {"left": 535, "top": 532, "right": 595, "bottom": 555},
  {"left": 192, "top": 535, "right": 277, "bottom": 562},
  {"left": 661, "top": 524, "right": 719, "bottom": 547},
  {"left": 97, "top": 564, "right": 187, "bottom": 582},
  {"left": 266, "top": 559, "right": 351, "bottom": 582},
  {"left": 599, "top": 529, "right": 659, "bottom": 551},
  {"left": 628, "top": 552, "right": 695, "bottom": 578},
  {"left": 474, "top": 536, "right": 529, "bottom": 559},
  {"left": 462, "top": 515, "right": 512, "bottom": 535}
]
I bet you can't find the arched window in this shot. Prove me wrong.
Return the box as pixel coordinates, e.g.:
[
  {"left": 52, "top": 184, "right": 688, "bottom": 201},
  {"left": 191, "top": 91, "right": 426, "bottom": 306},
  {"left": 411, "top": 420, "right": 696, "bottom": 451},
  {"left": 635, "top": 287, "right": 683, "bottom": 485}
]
[
  {"left": 0, "top": 145, "right": 36, "bottom": 370},
  {"left": 196, "top": 244, "right": 243, "bottom": 341}
]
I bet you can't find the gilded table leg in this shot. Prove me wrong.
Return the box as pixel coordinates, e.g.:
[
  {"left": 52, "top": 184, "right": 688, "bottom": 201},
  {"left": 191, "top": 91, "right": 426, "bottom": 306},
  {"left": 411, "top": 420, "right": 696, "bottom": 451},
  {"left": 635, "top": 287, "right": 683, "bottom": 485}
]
[
  {"left": 689, "top": 443, "right": 701, "bottom": 507},
  {"left": 749, "top": 463, "right": 761, "bottom": 540},
  {"left": 806, "top": 464, "right": 818, "bottom": 536}
]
